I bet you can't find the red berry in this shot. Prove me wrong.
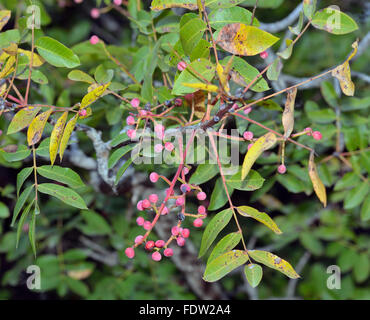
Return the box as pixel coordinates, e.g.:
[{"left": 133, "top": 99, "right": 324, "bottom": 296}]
[
  {"left": 243, "top": 131, "right": 254, "bottom": 141},
  {"left": 114, "top": 0, "right": 122, "bottom": 5},
  {"left": 312, "top": 131, "right": 322, "bottom": 140},
  {"left": 89, "top": 35, "right": 99, "bottom": 45},
  {"left": 260, "top": 51, "right": 268, "bottom": 59},
  {"left": 125, "top": 247, "right": 135, "bottom": 259},
  {"left": 198, "top": 205, "right": 206, "bottom": 214},
  {"left": 126, "top": 115, "right": 135, "bottom": 125},
  {"left": 150, "top": 172, "right": 159, "bottom": 183},
  {"left": 183, "top": 167, "right": 189, "bottom": 175},
  {"left": 90, "top": 8, "right": 100, "bottom": 18},
  {"left": 136, "top": 216, "right": 144, "bottom": 226},
  {"left": 176, "top": 197, "right": 184, "bottom": 206},
  {"left": 79, "top": 109, "right": 87, "bottom": 117},
  {"left": 135, "top": 235, "right": 144, "bottom": 244},
  {"left": 174, "top": 98, "right": 183, "bottom": 106},
  {"left": 164, "top": 248, "right": 173, "bottom": 257},
  {"left": 145, "top": 240, "right": 155, "bottom": 250},
  {"left": 155, "top": 240, "right": 165, "bottom": 248},
  {"left": 197, "top": 192, "right": 206, "bottom": 201},
  {"left": 149, "top": 194, "right": 158, "bottom": 204},
  {"left": 130, "top": 98, "right": 140, "bottom": 108},
  {"left": 278, "top": 164, "right": 286, "bottom": 174},
  {"left": 152, "top": 251, "right": 162, "bottom": 261},
  {"left": 143, "top": 221, "right": 152, "bottom": 231},
  {"left": 180, "top": 184, "right": 191, "bottom": 193},
  {"left": 193, "top": 218, "right": 203, "bottom": 227},
  {"left": 171, "top": 226, "right": 180, "bottom": 236},
  {"left": 177, "top": 236, "right": 185, "bottom": 247},
  {"left": 177, "top": 61, "right": 187, "bottom": 71},
  {"left": 181, "top": 228, "right": 190, "bottom": 238},
  {"left": 137, "top": 200, "right": 144, "bottom": 211},
  {"left": 142, "top": 199, "right": 151, "bottom": 209}
]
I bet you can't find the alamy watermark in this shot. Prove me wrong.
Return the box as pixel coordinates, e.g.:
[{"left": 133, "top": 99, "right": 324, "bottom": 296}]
[
  {"left": 326, "top": 265, "right": 341, "bottom": 290},
  {"left": 26, "top": 265, "right": 41, "bottom": 290}
]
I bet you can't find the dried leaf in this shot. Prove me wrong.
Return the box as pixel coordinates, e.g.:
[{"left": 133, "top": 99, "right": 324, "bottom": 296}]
[
  {"left": 308, "top": 151, "right": 327, "bottom": 207},
  {"left": 27, "top": 109, "right": 53, "bottom": 146},
  {"left": 241, "top": 132, "right": 277, "bottom": 180},
  {"left": 217, "top": 24, "right": 279, "bottom": 56},
  {"left": 282, "top": 87, "right": 297, "bottom": 138},
  {"left": 59, "top": 114, "right": 78, "bottom": 161},
  {"left": 49, "top": 112, "right": 68, "bottom": 165},
  {"left": 7, "top": 107, "right": 41, "bottom": 135}
]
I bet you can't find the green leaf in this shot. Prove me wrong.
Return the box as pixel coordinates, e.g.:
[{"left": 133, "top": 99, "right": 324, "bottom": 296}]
[
  {"left": 11, "top": 185, "right": 34, "bottom": 227},
  {"left": 7, "top": 107, "right": 41, "bottom": 135},
  {"left": 208, "top": 232, "right": 242, "bottom": 263},
  {"left": 80, "top": 210, "right": 111, "bottom": 236},
  {"left": 312, "top": 8, "right": 358, "bottom": 35},
  {"left": 289, "top": 12, "right": 304, "bottom": 35},
  {"left": 65, "top": 277, "right": 89, "bottom": 297},
  {"left": 1, "top": 145, "right": 31, "bottom": 162},
  {"left": 95, "top": 64, "right": 114, "bottom": 84},
  {"left": 361, "top": 196, "right": 370, "bottom": 222},
  {"left": 0, "top": 202, "right": 10, "bottom": 218},
  {"left": 208, "top": 178, "right": 233, "bottom": 211},
  {"left": 267, "top": 57, "right": 283, "bottom": 81},
  {"left": 209, "top": 7, "right": 259, "bottom": 30},
  {"left": 115, "top": 157, "right": 134, "bottom": 185},
  {"left": 299, "top": 232, "right": 324, "bottom": 256},
  {"left": 199, "top": 208, "right": 233, "bottom": 257},
  {"left": 35, "top": 36, "right": 80, "bottom": 68},
  {"left": 108, "top": 144, "right": 136, "bottom": 169},
  {"left": 68, "top": 70, "right": 95, "bottom": 83},
  {"left": 180, "top": 16, "right": 206, "bottom": 55},
  {"left": 320, "top": 81, "right": 338, "bottom": 107},
  {"left": 344, "top": 182, "right": 369, "bottom": 210},
  {"left": 244, "top": 263, "right": 263, "bottom": 288},
  {"left": 29, "top": 208, "right": 37, "bottom": 257},
  {"left": 38, "top": 183, "right": 87, "bottom": 210},
  {"left": 226, "top": 169, "right": 265, "bottom": 191},
  {"left": 172, "top": 58, "right": 215, "bottom": 95},
  {"left": 16, "top": 167, "right": 33, "bottom": 197},
  {"left": 37, "top": 165, "right": 85, "bottom": 189},
  {"left": 237, "top": 206, "right": 282, "bottom": 234},
  {"left": 110, "top": 132, "right": 130, "bottom": 147},
  {"left": 353, "top": 253, "right": 370, "bottom": 283},
  {"left": 189, "top": 39, "right": 211, "bottom": 61},
  {"left": 303, "top": 0, "right": 317, "bottom": 19},
  {"left": 189, "top": 163, "right": 219, "bottom": 185},
  {"left": 248, "top": 250, "right": 300, "bottom": 279},
  {"left": 203, "top": 250, "right": 249, "bottom": 282},
  {"left": 222, "top": 56, "right": 269, "bottom": 92},
  {"left": 16, "top": 200, "right": 33, "bottom": 248},
  {"left": 0, "top": 29, "right": 20, "bottom": 50},
  {"left": 242, "top": 0, "right": 283, "bottom": 8}
]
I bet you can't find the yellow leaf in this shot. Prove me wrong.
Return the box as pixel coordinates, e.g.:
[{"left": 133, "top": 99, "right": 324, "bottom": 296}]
[
  {"left": 217, "top": 24, "right": 279, "bottom": 56},
  {"left": 241, "top": 132, "right": 277, "bottom": 180},
  {"left": 331, "top": 40, "right": 358, "bottom": 96},
  {"left": 27, "top": 109, "right": 53, "bottom": 146},
  {"left": 182, "top": 82, "right": 218, "bottom": 93},
  {"left": 17, "top": 49, "right": 45, "bottom": 67},
  {"left": 0, "top": 10, "right": 11, "bottom": 31},
  {"left": 0, "top": 83, "right": 7, "bottom": 96},
  {"left": 308, "top": 151, "right": 327, "bottom": 207},
  {"left": 216, "top": 63, "right": 229, "bottom": 93},
  {"left": 0, "top": 56, "right": 15, "bottom": 78},
  {"left": 248, "top": 250, "right": 300, "bottom": 279},
  {"left": 49, "top": 112, "right": 68, "bottom": 165},
  {"left": 7, "top": 106, "right": 41, "bottom": 134},
  {"left": 3, "top": 43, "right": 18, "bottom": 55},
  {"left": 237, "top": 206, "right": 282, "bottom": 234},
  {"left": 0, "top": 52, "right": 9, "bottom": 63},
  {"left": 59, "top": 114, "right": 78, "bottom": 161},
  {"left": 80, "top": 83, "right": 110, "bottom": 109},
  {"left": 282, "top": 87, "right": 297, "bottom": 138}
]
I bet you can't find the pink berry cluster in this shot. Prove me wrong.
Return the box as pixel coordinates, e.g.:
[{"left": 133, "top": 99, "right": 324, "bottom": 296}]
[{"left": 124, "top": 169, "right": 208, "bottom": 261}]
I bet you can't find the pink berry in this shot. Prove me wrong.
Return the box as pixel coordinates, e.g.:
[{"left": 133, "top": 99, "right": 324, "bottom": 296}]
[
  {"left": 171, "top": 226, "right": 180, "bottom": 236},
  {"left": 126, "top": 115, "right": 135, "bottom": 125},
  {"left": 136, "top": 216, "right": 144, "bottom": 226},
  {"left": 305, "top": 127, "right": 312, "bottom": 136},
  {"left": 154, "top": 144, "right": 164, "bottom": 153},
  {"left": 176, "top": 197, "right": 185, "bottom": 206},
  {"left": 155, "top": 240, "right": 165, "bottom": 248},
  {"left": 143, "top": 221, "right": 152, "bottom": 231},
  {"left": 165, "top": 142, "right": 174, "bottom": 152},
  {"left": 149, "top": 194, "right": 158, "bottom": 204},
  {"left": 181, "top": 228, "right": 190, "bottom": 238},
  {"left": 248, "top": 143, "right": 254, "bottom": 150},
  {"left": 139, "top": 110, "right": 147, "bottom": 116},
  {"left": 137, "top": 200, "right": 144, "bottom": 211},
  {"left": 127, "top": 129, "right": 136, "bottom": 139},
  {"left": 160, "top": 206, "right": 169, "bottom": 215},
  {"left": 180, "top": 184, "right": 191, "bottom": 193},
  {"left": 113, "top": 0, "right": 122, "bottom": 5},
  {"left": 145, "top": 241, "right": 155, "bottom": 250},
  {"left": 130, "top": 98, "right": 140, "bottom": 108},
  {"left": 89, "top": 35, "right": 99, "bottom": 45},
  {"left": 260, "top": 51, "right": 268, "bottom": 59},
  {"left": 243, "top": 131, "right": 253, "bottom": 141},
  {"left": 177, "top": 61, "right": 187, "bottom": 71},
  {"left": 135, "top": 235, "right": 144, "bottom": 244},
  {"left": 152, "top": 251, "right": 162, "bottom": 261},
  {"left": 150, "top": 172, "right": 159, "bottom": 183},
  {"left": 312, "top": 131, "right": 322, "bottom": 140},
  {"left": 90, "top": 8, "right": 100, "bottom": 19},
  {"left": 164, "top": 248, "right": 173, "bottom": 257},
  {"left": 74, "top": 0, "right": 83, "bottom": 3},
  {"left": 278, "top": 164, "right": 286, "bottom": 174},
  {"left": 244, "top": 107, "right": 252, "bottom": 115},
  {"left": 198, "top": 205, "right": 206, "bottom": 215},
  {"left": 78, "top": 109, "right": 87, "bottom": 117},
  {"left": 183, "top": 167, "right": 189, "bottom": 175},
  {"left": 125, "top": 247, "right": 135, "bottom": 259},
  {"left": 142, "top": 199, "right": 151, "bottom": 209},
  {"left": 177, "top": 236, "right": 186, "bottom": 247},
  {"left": 174, "top": 98, "right": 183, "bottom": 106},
  {"left": 197, "top": 192, "right": 207, "bottom": 201},
  {"left": 193, "top": 218, "right": 203, "bottom": 228}
]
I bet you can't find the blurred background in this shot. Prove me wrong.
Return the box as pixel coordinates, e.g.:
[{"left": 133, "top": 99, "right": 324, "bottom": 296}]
[{"left": 0, "top": 0, "right": 369, "bottom": 300}]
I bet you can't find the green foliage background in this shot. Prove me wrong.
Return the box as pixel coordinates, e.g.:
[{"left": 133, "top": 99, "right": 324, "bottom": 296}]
[{"left": 0, "top": 0, "right": 369, "bottom": 299}]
